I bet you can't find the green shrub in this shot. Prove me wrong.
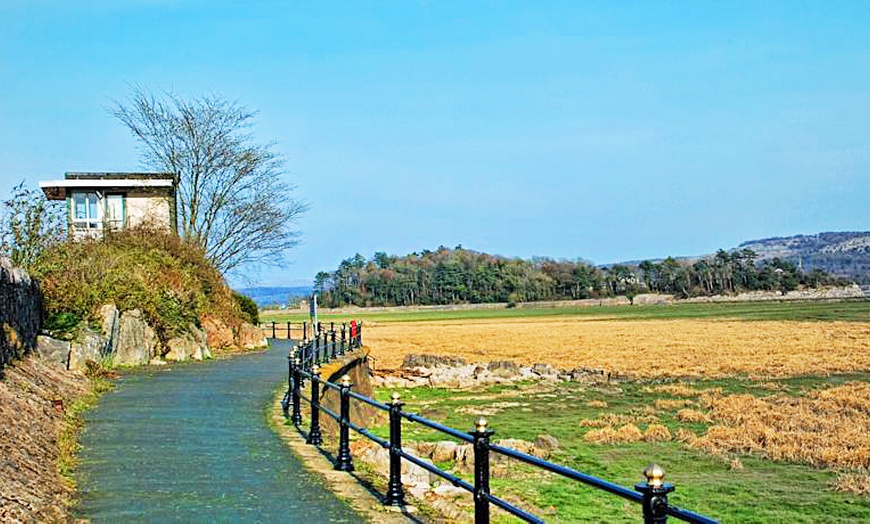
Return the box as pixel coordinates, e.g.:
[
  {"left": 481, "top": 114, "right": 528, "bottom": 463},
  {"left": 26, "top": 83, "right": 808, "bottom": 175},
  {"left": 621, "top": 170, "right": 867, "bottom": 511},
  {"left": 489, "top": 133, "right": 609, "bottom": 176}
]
[
  {"left": 233, "top": 291, "right": 259, "bottom": 325},
  {"left": 43, "top": 311, "right": 82, "bottom": 338},
  {"left": 31, "top": 226, "right": 244, "bottom": 343}
]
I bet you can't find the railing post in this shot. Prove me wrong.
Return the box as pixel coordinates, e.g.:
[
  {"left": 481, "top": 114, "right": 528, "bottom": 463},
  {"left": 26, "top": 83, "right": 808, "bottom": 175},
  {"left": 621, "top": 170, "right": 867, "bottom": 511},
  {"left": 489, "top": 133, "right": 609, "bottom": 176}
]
[
  {"left": 314, "top": 333, "right": 321, "bottom": 365},
  {"left": 287, "top": 321, "right": 291, "bottom": 340},
  {"left": 635, "top": 463, "right": 674, "bottom": 524},
  {"left": 385, "top": 391, "right": 406, "bottom": 506},
  {"left": 330, "top": 321, "right": 334, "bottom": 334},
  {"left": 306, "top": 364, "right": 323, "bottom": 445},
  {"left": 291, "top": 357, "right": 302, "bottom": 426},
  {"left": 303, "top": 321, "right": 308, "bottom": 342},
  {"left": 271, "top": 321, "right": 276, "bottom": 339},
  {"left": 282, "top": 347, "right": 296, "bottom": 417},
  {"left": 471, "top": 417, "right": 495, "bottom": 524},
  {"left": 358, "top": 321, "right": 363, "bottom": 346},
  {"left": 335, "top": 374, "right": 354, "bottom": 471},
  {"left": 331, "top": 329, "right": 338, "bottom": 359},
  {"left": 472, "top": 417, "right": 494, "bottom": 524},
  {"left": 341, "top": 323, "right": 347, "bottom": 354}
]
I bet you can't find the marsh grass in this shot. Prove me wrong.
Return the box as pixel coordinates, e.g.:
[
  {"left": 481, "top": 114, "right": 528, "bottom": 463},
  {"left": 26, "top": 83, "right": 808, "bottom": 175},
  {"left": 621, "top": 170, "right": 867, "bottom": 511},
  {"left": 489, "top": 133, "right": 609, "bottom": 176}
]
[{"left": 365, "top": 375, "right": 870, "bottom": 522}]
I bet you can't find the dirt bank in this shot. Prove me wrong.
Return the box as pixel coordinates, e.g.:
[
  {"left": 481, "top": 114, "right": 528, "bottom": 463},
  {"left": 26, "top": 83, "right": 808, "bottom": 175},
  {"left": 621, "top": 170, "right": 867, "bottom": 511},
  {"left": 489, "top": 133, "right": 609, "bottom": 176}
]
[{"left": 0, "top": 356, "right": 90, "bottom": 522}]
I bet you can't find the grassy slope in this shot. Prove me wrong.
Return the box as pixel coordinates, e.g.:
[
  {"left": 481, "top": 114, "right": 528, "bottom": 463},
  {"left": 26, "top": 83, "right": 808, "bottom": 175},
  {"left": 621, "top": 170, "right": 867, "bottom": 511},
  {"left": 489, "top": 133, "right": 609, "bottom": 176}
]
[{"left": 262, "top": 298, "right": 870, "bottom": 324}]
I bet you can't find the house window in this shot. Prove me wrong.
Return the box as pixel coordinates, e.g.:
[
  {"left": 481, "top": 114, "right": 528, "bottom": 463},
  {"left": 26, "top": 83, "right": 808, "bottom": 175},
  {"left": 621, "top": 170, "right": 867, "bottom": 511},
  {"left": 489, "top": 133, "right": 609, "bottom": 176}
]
[
  {"left": 72, "top": 191, "right": 100, "bottom": 231},
  {"left": 105, "top": 193, "right": 125, "bottom": 230}
]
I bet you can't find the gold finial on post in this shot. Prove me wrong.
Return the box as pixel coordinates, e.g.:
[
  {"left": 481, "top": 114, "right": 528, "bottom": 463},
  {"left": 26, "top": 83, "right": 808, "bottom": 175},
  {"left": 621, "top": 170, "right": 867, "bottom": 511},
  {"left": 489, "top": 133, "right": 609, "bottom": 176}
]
[
  {"left": 476, "top": 417, "right": 488, "bottom": 433},
  {"left": 340, "top": 374, "right": 351, "bottom": 387},
  {"left": 312, "top": 364, "right": 320, "bottom": 375},
  {"left": 391, "top": 391, "right": 401, "bottom": 404},
  {"left": 643, "top": 463, "right": 665, "bottom": 489}
]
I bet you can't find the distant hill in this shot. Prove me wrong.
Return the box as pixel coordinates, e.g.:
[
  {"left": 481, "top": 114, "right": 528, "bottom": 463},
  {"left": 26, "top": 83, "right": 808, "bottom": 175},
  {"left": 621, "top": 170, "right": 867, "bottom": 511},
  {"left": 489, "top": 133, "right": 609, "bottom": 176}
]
[
  {"left": 235, "top": 286, "right": 312, "bottom": 308},
  {"left": 737, "top": 232, "right": 870, "bottom": 285}
]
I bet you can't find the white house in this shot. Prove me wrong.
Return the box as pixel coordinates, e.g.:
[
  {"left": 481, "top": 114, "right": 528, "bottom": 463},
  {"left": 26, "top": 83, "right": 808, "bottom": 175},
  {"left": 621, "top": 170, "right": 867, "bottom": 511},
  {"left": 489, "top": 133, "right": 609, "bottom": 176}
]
[{"left": 39, "top": 172, "right": 178, "bottom": 239}]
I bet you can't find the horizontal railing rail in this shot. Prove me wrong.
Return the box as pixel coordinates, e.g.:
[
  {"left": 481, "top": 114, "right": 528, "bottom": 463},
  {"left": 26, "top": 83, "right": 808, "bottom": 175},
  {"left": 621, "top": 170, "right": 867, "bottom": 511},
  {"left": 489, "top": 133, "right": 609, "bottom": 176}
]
[{"left": 277, "top": 321, "right": 718, "bottom": 524}]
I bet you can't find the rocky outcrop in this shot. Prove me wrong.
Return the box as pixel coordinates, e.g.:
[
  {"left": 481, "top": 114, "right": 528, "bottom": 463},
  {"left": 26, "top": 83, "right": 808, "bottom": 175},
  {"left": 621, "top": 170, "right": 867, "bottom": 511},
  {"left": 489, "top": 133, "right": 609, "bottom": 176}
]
[
  {"left": 201, "top": 315, "right": 234, "bottom": 350},
  {"left": 98, "top": 304, "right": 120, "bottom": 355},
  {"left": 374, "top": 357, "right": 588, "bottom": 389},
  {"left": 68, "top": 328, "right": 104, "bottom": 371},
  {"left": 36, "top": 336, "right": 70, "bottom": 367},
  {"left": 0, "top": 257, "right": 41, "bottom": 371},
  {"left": 113, "top": 309, "right": 158, "bottom": 366},
  {"left": 165, "top": 334, "right": 199, "bottom": 362},
  {"left": 165, "top": 324, "right": 211, "bottom": 362},
  {"left": 236, "top": 322, "right": 267, "bottom": 350}
]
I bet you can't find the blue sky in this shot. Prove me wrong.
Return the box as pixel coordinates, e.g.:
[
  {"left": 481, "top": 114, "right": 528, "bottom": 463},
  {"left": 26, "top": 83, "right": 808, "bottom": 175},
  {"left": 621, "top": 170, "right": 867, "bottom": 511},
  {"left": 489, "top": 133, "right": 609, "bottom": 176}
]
[{"left": 2, "top": 1, "right": 868, "bottom": 286}]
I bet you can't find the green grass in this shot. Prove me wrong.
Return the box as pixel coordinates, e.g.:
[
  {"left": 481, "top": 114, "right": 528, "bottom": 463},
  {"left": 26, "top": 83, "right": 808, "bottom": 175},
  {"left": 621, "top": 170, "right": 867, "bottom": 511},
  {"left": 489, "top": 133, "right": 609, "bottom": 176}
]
[
  {"left": 363, "top": 376, "right": 870, "bottom": 522},
  {"left": 58, "top": 375, "right": 114, "bottom": 488},
  {"left": 261, "top": 298, "right": 870, "bottom": 325}
]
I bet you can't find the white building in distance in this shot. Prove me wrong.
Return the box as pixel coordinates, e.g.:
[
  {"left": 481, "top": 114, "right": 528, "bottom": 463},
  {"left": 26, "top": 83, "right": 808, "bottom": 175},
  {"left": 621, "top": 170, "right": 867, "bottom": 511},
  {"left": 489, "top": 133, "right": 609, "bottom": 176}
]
[{"left": 39, "top": 172, "right": 178, "bottom": 239}]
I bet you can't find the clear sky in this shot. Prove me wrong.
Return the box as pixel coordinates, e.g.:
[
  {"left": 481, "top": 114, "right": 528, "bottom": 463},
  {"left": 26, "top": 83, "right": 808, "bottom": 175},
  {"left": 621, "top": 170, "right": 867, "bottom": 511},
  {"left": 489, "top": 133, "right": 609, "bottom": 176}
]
[{"left": 2, "top": 1, "right": 868, "bottom": 287}]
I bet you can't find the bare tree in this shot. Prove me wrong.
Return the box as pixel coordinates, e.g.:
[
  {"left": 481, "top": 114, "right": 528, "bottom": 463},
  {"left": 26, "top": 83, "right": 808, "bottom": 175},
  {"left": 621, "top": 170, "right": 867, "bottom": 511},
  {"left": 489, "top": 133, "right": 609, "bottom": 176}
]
[{"left": 111, "top": 88, "right": 308, "bottom": 274}]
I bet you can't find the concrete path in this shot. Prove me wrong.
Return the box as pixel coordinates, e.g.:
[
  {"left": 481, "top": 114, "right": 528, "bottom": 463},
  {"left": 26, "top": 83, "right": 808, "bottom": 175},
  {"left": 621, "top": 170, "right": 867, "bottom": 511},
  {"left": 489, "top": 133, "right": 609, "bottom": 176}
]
[{"left": 75, "top": 340, "right": 360, "bottom": 522}]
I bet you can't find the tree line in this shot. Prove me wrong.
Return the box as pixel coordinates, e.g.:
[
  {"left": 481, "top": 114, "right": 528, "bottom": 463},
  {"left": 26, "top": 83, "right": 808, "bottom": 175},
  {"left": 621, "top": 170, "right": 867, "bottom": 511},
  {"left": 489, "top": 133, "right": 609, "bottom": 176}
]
[{"left": 314, "top": 246, "right": 850, "bottom": 308}]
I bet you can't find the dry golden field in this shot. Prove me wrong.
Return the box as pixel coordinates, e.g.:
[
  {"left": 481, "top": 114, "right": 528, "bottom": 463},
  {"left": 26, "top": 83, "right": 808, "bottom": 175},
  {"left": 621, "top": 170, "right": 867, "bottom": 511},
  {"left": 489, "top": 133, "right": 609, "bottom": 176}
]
[{"left": 364, "top": 316, "right": 870, "bottom": 377}]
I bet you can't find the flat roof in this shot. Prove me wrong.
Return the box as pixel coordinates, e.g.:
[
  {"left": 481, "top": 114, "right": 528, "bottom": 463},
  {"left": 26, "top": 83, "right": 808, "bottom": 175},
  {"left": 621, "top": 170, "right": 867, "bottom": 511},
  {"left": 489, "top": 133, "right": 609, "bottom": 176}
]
[
  {"left": 65, "top": 172, "right": 176, "bottom": 180},
  {"left": 39, "top": 179, "right": 175, "bottom": 200}
]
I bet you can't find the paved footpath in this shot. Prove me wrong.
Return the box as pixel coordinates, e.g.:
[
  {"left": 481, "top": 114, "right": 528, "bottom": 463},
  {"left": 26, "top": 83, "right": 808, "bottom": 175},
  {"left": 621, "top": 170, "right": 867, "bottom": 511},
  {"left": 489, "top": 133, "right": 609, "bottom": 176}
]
[{"left": 75, "top": 340, "right": 360, "bottom": 522}]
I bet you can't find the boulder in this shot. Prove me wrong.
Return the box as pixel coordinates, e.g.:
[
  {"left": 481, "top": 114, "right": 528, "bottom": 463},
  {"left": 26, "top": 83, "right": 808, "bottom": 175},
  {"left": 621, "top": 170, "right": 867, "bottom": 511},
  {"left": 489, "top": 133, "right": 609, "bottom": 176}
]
[
  {"left": 531, "top": 363, "right": 558, "bottom": 379},
  {"left": 114, "top": 309, "right": 158, "bottom": 366},
  {"left": 36, "top": 335, "right": 70, "bottom": 367},
  {"left": 487, "top": 360, "right": 520, "bottom": 378},
  {"left": 431, "top": 441, "right": 458, "bottom": 463},
  {"left": 98, "top": 304, "right": 120, "bottom": 354},
  {"left": 533, "top": 434, "right": 560, "bottom": 458},
  {"left": 165, "top": 334, "right": 198, "bottom": 362},
  {"left": 69, "top": 328, "right": 105, "bottom": 371},
  {"left": 453, "top": 444, "right": 473, "bottom": 472},
  {"left": 357, "top": 445, "right": 435, "bottom": 488},
  {"left": 191, "top": 344, "right": 212, "bottom": 361},
  {"left": 402, "top": 353, "right": 466, "bottom": 368},
  {"left": 201, "top": 315, "right": 233, "bottom": 350},
  {"left": 236, "top": 322, "right": 267, "bottom": 350}
]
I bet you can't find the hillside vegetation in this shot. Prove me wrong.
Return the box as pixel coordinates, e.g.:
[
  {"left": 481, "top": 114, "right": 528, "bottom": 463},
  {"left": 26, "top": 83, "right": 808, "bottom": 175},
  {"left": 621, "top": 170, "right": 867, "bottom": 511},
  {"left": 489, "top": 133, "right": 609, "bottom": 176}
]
[
  {"left": 30, "top": 227, "right": 251, "bottom": 342},
  {"left": 314, "top": 246, "right": 849, "bottom": 308},
  {"left": 738, "top": 231, "right": 870, "bottom": 285}
]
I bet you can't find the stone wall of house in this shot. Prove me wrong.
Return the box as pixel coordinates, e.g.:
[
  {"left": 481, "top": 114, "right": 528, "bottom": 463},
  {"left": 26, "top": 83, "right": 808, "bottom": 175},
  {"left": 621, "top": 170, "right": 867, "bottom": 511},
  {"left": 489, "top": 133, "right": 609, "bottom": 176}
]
[{"left": 0, "top": 257, "right": 41, "bottom": 371}]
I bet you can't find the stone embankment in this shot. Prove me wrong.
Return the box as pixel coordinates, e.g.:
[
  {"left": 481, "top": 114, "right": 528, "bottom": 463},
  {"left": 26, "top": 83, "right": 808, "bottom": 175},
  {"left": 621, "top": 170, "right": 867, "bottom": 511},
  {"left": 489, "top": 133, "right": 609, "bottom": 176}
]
[
  {"left": 0, "top": 257, "right": 90, "bottom": 520},
  {"left": 0, "top": 356, "right": 89, "bottom": 521},
  {"left": 0, "top": 257, "right": 41, "bottom": 371},
  {"left": 373, "top": 353, "right": 609, "bottom": 390}
]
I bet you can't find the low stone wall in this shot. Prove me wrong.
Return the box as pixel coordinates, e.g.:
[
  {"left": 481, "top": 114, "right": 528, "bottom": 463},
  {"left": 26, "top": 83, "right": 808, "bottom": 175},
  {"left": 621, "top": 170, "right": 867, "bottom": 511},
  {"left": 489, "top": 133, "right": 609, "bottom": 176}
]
[
  {"left": 0, "top": 257, "right": 41, "bottom": 372},
  {"left": 315, "top": 349, "right": 385, "bottom": 437}
]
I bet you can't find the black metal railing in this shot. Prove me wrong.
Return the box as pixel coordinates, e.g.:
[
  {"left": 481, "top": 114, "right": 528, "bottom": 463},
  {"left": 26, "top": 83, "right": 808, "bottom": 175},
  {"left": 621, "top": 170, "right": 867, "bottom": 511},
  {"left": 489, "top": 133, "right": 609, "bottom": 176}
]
[
  {"left": 274, "top": 322, "right": 718, "bottom": 524},
  {"left": 261, "top": 320, "right": 362, "bottom": 348}
]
